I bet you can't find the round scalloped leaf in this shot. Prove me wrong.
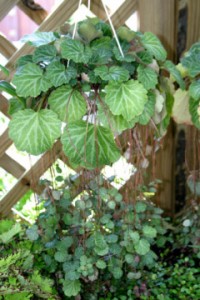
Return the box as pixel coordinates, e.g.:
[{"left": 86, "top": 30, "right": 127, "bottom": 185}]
[
  {"left": 61, "top": 121, "right": 121, "bottom": 169},
  {"left": 189, "top": 80, "right": 200, "bottom": 100},
  {"left": 48, "top": 85, "right": 86, "bottom": 122},
  {"left": 105, "top": 80, "right": 148, "bottom": 121},
  {"left": 189, "top": 98, "right": 200, "bottom": 129},
  {"left": 12, "top": 63, "right": 52, "bottom": 97},
  {"left": 142, "top": 225, "right": 157, "bottom": 238},
  {"left": 138, "top": 90, "right": 156, "bottom": 125},
  {"left": 112, "top": 267, "right": 123, "bottom": 279},
  {"left": 54, "top": 251, "right": 69, "bottom": 262},
  {"left": 141, "top": 32, "right": 167, "bottom": 61},
  {"left": 172, "top": 89, "right": 192, "bottom": 125},
  {"left": 9, "top": 109, "right": 61, "bottom": 155},
  {"left": 181, "top": 48, "right": 200, "bottom": 77},
  {"left": 135, "top": 201, "right": 147, "bottom": 213},
  {"left": 61, "top": 38, "right": 92, "bottom": 63},
  {"left": 21, "top": 32, "right": 58, "bottom": 47},
  {"left": 46, "top": 62, "right": 77, "bottom": 87},
  {"left": 26, "top": 225, "right": 39, "bottom": 241},
  {"left": 96, "top": 259, "right": 107, "bottom": 269},
  {"left": 137, "top": 65, "right": 158, "bottom": 90},
  {"left": 135, "top": 239, "right": 150, "bottom": 256},
  {"left": 33, "top": 45, "right": 57, "bottom": 63},
  {"left": 63, "top": 280, "right": 81, "bottom": 297},
  {"left": 94, "top": 65, "right": 129, "bottom": 81}
]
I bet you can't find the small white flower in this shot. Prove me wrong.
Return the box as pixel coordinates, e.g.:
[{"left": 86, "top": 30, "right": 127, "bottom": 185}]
[{"left": 183, "top": 219, "right": 191, "bottom": 227}]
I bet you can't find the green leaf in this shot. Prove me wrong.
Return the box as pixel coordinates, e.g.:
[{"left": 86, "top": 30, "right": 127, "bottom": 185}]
[
  {"left": 97, "top": 102, "right": 136, "bottom": 133},
  {"left": 0, "top": 80, "right": 16, "bottom": 96},
  {"left": 90, "top": 37, "right": 113, "bottom": 64},
  {"left": 8, "top": 97, "right": 26, "bottom": 115},
  {"left": 94, "top": 232, "right": 107, "bottom": 249},
  {"left": 61, "top": 121, "right": 120, "bottom": 169},
  {"left": 163, "top": 60, "right": 185, "bottom": 90},
  {"left": 63, "top": 280, "right": 81, "bottom": 297},
  {"left": 21, "top": 32, "right": 58, "bottom": 47},
  {"left": 46, "top": 62, "right": 77, "bottom": 87},
  {"left": 125, "top": 254, "right": 134, "bottom": 264},
  {"left": 12, "top": 63, "right": 52, "bottom": 97},
  {"left": 61, "top": 38, "right": 92, "bottom": 63},
  {"left": 105, "top": 80, "right": 148, "bottom": 121},
  {"left": 94, "top": 65, "right": 129, "bottom": 81},
  {"left": 112, "top": 267, "right": 123, "bottom": 279},
  {"left": 26, "top": 225, "right": 39, "bottom": 241},
  {"left": 189, "top": 80, "right": 200, "bottom": 100},
  {"left": 135, "top": 239, "right": 150, "bottom": 255},
  {"left": 138, "top": 90, "right": 156, "bottom": 125},
  {"left": 135, "top": 201, "right": 147, "bottom": 213},
  {"left": 141, "top": 32, "right": 167, "bottom": 61},
  {"left": 33, "top": 44, "right": 57, "bottom": 63},
  {"left": 96, "top": 259, "right": 107, "bottom": 269},
  {"left": 181, "top": 47, "right": 200, "bottom": 77},
  {"left": 9, "top": 109, "right": 61, "bottom": 155},
  {"left": 0, "top": 64, "right": 9, "bottom": 76},
  {"left": 16, "top": 55, "right": 33, "bottom": 67},
  {"left": 137, "top": 65, "right": 158, "bottom": 90},
  {"left": 142, "top": 225, "right": 157, "bottom": 238},
  {"left": 189, "top": 98, "right": 200, "bottom": 129},
  {"left": 0, "top": 223, "right": 21, "bottom": 243},
  {"left": 54, "top": 251, "right": 69, "bottom": 262},
  {"left": 48, "top": 85, "right": 86, "bottom": 122},
  {"left": 113, "top": 45, "right": 135, "bottom": 62}
]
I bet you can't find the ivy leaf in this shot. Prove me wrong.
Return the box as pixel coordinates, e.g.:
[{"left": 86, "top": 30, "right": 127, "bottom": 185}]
[
  {"left": 94, "top": 65, "right": 129, "bottom": 81},
  {"left": 48, "top": 85, "right": 86, "bottom": 122},
  {"left": 141, "top": 32, "right": 167, "bottom": 61},
  {"left": 61, "top": 121, "right": 120, "bottom": 169},
  {"left": 181, "top": 48, "right": 200, "bottom": 77},
  {"left": 105, "top": 80, "right": 148, "bottom": 121},
  {"left": 46, "top": 62, "right": 77, "bottom": 87},
  {"left": 97, "top": 102, "right": 136, "bottom": 133},
  {"left": 138, "top": 91, "right": 156, "bottom": 125},
  {"left": 61, "top": 38, "right": 92, "bottom": 63},
  {"left": 33, "top": 45, "right": 57, "bottom": 63},
  {"left": 21, "top": 32, "right": 58, "bottom": 47},
  {"left": 142, "top": 225, "right": 157, "bottom": 238},
  {"left": 163, "top": 60, "right": 185, "bottom": 90},
  {"left": 63, "top": 280, "right": 81, "bottom": 297},
  {"left": 137, "top": 65, "right": 158, "bottom": 90},
  {"left": 12, "top": 63, "right": 52, "bottom": 97},
  {"left": 9, "top": 109, "right": 61, "bottom": 155},
  {"left": 0, "top": 80, "right": 17, "bottom": 96},
  {"left": 135, "top": 239, "right": 150, "bottom": 256},
  {"left": 172, "top": 89, "right": 192, "bottom": 125},
  {"left": 189, "top": 98, "right": 200, "bottom": 129},
  {"left": 189, "top": 80, "right": 200, "bottom": 100}
]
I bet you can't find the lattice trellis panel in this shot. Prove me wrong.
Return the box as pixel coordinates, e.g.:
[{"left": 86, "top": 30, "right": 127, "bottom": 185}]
[{"left": 0, "top": 0, "right": 140, "bottom": 216}]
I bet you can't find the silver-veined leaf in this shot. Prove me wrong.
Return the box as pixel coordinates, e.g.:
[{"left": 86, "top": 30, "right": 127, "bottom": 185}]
[
  {"left": 21, "top": 32, "right": 58, "bottom": 47},
  {"left": 105, "top": 79, "right": 148, "bottom": 121},
  {"left": 61, "top": 38, "right": 92, "bottom": 63},
  {"left": 61, "top": 121, "right": 121, "bottom": 169},
  {"left": 138, "top": 91, "right": 156, "bottom": 125},
  {"left": 181, "top": 47, "right": 200, "bottom": 77},
  {"left": 33, "top": 45, "right": 57, "bottom": 63},
  {"left": 189, "top": 97, "right": 200, "bottom": 129},
  {"left": 12, "top": 63, "right": 52, "bottom": 97},
  {"left": 189, "top": 80, "right": 200, "bottom": 100},
  {"left": 137, "top": 65, "right": 158, "bottom": 90},
  {"left": 94, "top": 65, "right": 129, "bottom": 81},
  {"left": 9, "top": 109, "right": 62, "bottom": 155},
  {"left": 46, "top": 62, "right": 77, "bottom": 87},
  {"left": 48, "top": 85, "right": 86, "bottom": 122},
  {"left": 141, "top": 32, "right": 167, "bottom": 61}
]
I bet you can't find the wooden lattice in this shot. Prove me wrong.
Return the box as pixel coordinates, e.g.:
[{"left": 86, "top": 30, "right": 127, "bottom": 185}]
[{"left": 0, "top": 0, "right": 198, "bottom": 216}]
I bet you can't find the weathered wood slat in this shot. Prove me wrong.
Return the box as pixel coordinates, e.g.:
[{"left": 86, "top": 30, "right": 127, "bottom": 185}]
[
  {"left": 0, "top": 141, "right": 63, "bottom": 216},
  {"left": 17, "top": 1, "right": 48, "bottom": 25},
  {"left": 0, "top": 0, "right": 81, "bottom": 80},
  {"left": 0, "top": 0, "right": 19, "bottom": 21},
  {"left": 0, "top": 153, "right": 25, "bottom": 178},
  {"left": 84, "top": 0, "right": 107, "bottom": 19},
  {"left": 111, "top": 0, "right": 138, "bottom": 28},
  {"left": 0, "top": 94, "right": 10, "bottom": 117},
  {"left": 0, "top": 34, "right": 17, "bottom": 59},
  {"left": 0, "top": 129, "right": 12, "bottom": 158},
  {"left": 139, "top": 0, "right": 178, "bottom": 214}
]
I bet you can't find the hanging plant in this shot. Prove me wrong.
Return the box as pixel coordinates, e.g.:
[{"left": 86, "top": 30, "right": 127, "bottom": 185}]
[{"left": 0, "top": 18, "right": 186, "bottom": 169}]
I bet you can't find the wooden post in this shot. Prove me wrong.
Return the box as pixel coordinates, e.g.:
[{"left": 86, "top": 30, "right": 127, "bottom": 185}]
[
  {"left": 185, "top": 0, "right": 200, "bottom": 174},
  {"left": 139, "top": 0, "right": 178, "bottom": 214}
]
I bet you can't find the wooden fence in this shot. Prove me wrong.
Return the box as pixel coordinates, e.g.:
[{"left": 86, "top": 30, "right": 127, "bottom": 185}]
[{"left": 0, "top": 0, "right": 199, "bottom": 216}]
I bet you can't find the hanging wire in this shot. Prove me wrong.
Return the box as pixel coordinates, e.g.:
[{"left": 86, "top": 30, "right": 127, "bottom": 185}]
[
  {"left": 88, "top": 0, "right": 91, "bottom": 11},
  {"left": 100, "top": 0, "right": 124, "bottom": 58}
]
